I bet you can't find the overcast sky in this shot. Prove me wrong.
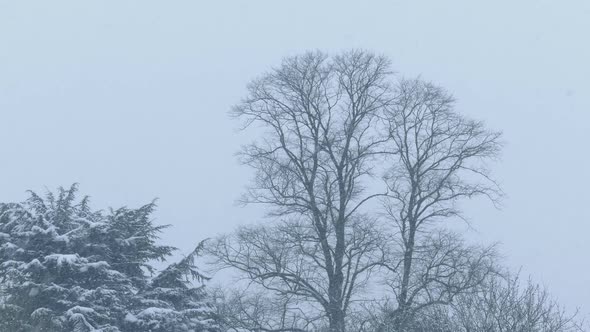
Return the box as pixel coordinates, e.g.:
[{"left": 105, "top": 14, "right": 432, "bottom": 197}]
[{"left": 1, "top": 0, "right": 588, "bottom": 315}]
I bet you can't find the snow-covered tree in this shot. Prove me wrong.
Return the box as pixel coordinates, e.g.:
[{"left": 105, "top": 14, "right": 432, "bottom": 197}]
[
  {"left": 0, "top": 185, "right": 218, "bottom": 332},
  {"left": 125, "top": 241, "right": 218, "bottom": 332}
]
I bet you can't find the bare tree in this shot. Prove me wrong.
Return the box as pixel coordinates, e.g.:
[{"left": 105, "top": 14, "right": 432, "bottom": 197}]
[
  {"left": 377, "top": 231, "right": 499, "bottom": 331},
  {"left": 212, "top": 50, "right": 394, "bottom": 332},
  {"left": 211, "top": 287, "right": 323, "bottom": 332},
  {"left": 340, "top": 230, "right": 498, "bottom": 332},
  {"left": 351, "top": 269, "right": 585, "bottom": 332},
  {"left": 382, "top": 78, "right": 502, "bottom": 329},
  {"left": 209, "top": 216, "right": 390, "bottom": 332},
  {"left": 452, "top": 273, "right": 585, "bottom": 332}
]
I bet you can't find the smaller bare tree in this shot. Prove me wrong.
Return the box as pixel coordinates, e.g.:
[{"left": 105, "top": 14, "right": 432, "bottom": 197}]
[
  {"left": 453, "top": 274, "right": 585, "bottom": 332},
  {"left": 211, "top": 287, "right": 323, "bottom": 332},
  {"left": 381, "top": 77, "right": 502, "bottom": 330}
]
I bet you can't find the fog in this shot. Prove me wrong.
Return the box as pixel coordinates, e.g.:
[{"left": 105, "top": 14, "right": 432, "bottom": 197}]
[{"left": 1, "top": 0, "right": 588, "bottom": 316}]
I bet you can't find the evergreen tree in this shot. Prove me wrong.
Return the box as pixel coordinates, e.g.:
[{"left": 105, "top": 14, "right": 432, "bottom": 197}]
[
  {"left": 125, "top": 241, "right": 218, "bottom": 332},
  {"left": 0, "top": 185, "right": 218, "bottom": 332}
]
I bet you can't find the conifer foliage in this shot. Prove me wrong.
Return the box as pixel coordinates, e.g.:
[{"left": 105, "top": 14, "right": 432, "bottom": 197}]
[{"left": 0, "top": 184, "right": 218, "bottom": 332}]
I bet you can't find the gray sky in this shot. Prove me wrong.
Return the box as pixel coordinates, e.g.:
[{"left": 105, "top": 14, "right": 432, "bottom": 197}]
[{"left": 1, "top": 0, "right": 589, "bottom": 314}]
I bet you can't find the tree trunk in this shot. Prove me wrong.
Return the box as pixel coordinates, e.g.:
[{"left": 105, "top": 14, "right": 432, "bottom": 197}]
[
  {"left": 328, "top": 247, "right": 346, "bottom": 332},
  {"left": 396, "top": 225, "right": 416, "bottom": 331},
  {"left": 328, "top": 306, "right": 346, "bottom": 332}
]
